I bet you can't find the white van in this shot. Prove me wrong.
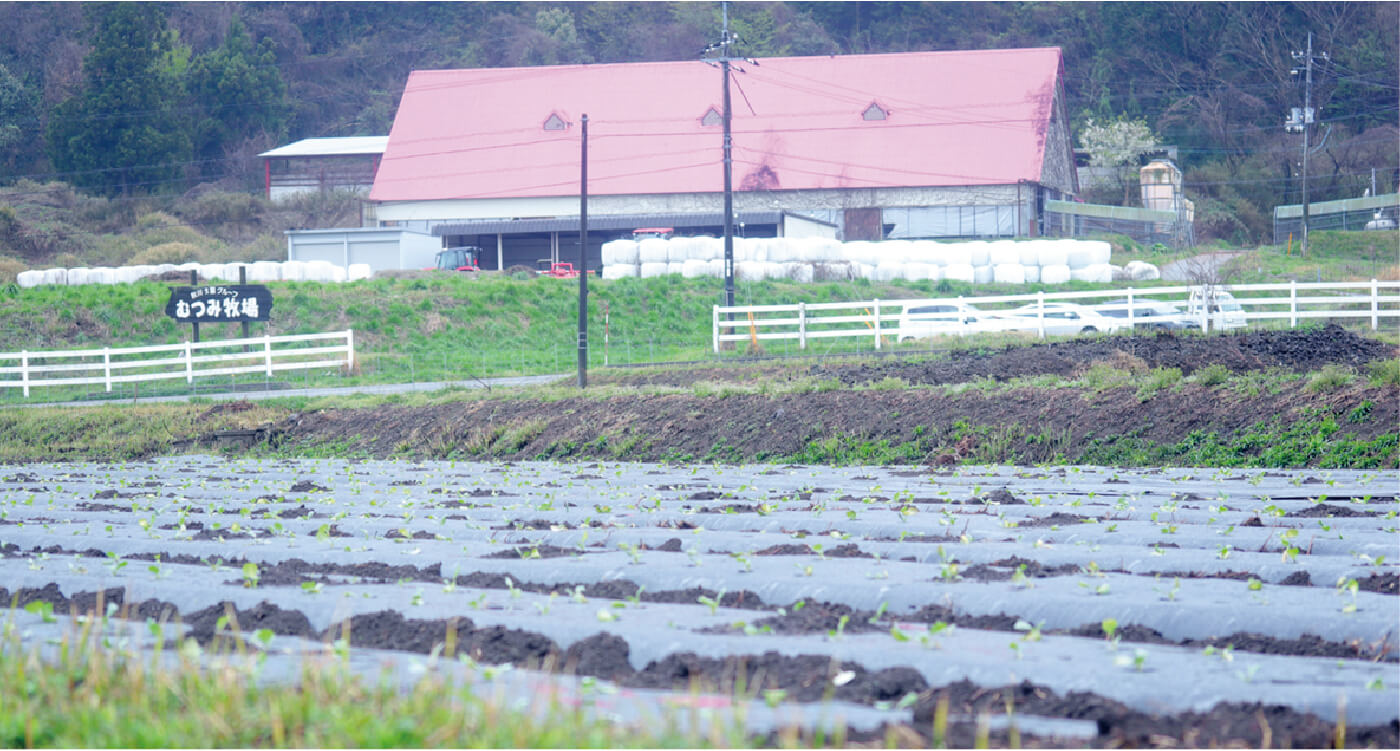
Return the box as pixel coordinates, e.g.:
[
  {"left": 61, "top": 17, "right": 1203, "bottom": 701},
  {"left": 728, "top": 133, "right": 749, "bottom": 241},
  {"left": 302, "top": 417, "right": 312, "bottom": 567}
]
[{"left": 1187, "top": 288, "right": 1247, "bottom": 330}]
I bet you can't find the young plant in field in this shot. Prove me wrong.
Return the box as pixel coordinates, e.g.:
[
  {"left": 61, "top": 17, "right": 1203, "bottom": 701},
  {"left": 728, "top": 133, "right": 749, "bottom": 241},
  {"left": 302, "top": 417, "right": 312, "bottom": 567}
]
[{"left": 241, "top": 562, "right": 260, "bottom": 588}]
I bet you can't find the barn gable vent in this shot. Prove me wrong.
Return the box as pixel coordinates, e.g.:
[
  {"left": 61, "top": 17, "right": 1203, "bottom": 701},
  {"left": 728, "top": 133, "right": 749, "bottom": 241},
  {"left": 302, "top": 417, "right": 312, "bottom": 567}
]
[
  {"left": 862, "top": 102, "right": 888, "bottom": 121},
  {"left": 700, "top": 107, "right": 722, "bottom": 126},
  {"left": 543, "top": 113, "right": 567, "bottom": 131}
]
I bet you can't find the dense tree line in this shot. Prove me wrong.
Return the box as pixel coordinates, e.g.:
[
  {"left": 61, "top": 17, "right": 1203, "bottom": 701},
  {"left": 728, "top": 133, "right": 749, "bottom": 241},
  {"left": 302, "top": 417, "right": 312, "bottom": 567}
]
[{"left": 0, "top": 1, "right": 1394, "bottom": 243}]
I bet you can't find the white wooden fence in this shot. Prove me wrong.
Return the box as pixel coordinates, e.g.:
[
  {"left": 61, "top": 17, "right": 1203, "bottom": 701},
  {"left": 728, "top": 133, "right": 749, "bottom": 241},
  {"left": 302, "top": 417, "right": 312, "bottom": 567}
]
[
  {"left": 713, "top": 281, "right": 1400, "bottom": 352},
  {"left": 0, "top": 330, "right": 354, "bottom": 397}
]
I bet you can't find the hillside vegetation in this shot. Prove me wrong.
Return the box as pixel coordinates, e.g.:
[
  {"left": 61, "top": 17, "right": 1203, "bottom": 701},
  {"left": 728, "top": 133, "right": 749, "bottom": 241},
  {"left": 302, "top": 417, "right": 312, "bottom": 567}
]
[{"left": 0, "top": 1, "right": 1394, "bottom": 257}]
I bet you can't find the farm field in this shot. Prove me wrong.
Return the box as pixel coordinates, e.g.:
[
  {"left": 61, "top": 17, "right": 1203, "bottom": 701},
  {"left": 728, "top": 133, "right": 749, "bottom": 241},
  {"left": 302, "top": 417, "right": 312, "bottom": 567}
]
[{"left": 1, "top": 457, "right": 1397, "bottom": 747}]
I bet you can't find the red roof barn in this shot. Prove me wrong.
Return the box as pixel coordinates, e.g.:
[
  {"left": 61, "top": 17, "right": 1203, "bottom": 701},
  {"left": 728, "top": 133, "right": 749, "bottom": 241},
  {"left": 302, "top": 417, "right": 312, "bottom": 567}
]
[{"left": 368, "top": 48, "right": 1078, "bottom": 269}]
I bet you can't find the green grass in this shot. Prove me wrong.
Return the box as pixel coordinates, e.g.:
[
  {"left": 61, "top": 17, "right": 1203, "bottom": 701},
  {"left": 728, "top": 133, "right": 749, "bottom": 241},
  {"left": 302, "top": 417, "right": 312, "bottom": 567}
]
[{"left": 0, "top": 616, "right": 772, "bottom": 749}]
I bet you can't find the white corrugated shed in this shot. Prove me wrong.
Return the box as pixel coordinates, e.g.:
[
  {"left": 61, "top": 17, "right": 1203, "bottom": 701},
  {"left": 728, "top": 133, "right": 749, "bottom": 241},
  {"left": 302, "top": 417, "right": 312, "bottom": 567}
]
[{"left": 259, "top": 137, "right": 389, "bottom": 158}]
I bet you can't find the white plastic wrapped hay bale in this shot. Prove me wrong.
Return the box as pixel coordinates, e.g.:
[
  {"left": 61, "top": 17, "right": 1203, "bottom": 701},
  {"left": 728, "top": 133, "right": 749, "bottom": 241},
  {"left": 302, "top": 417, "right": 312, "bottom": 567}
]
[
  {"left": 17, "top": 270, "right": 42, "bottom": 287},
  {"left": 1110, "top": 264, "right": 1130, "bottom": 282},
  {"left": 937, "top": 243, "right": 973, "bottom": 268},
  {"left": 601, "top": 239, "right": 638, "bottom": 266},
  {"left": 903, "top": 262, "right": 936, "bottom": 281},
  {"left": 988, "top": 240, "right": 1020, "bottom": 266},
  {"left": 765, "top": 237, "right": 794, "bottom": 264},
  {"left": 248, "top": 261, "right": 281, "bottom": 281},
  {"left": 1016, "top": 241, "right": 1042, "bottom": 266},
  {"left": 665, "top": 261, "right": 685, "bottom": 276},
  {"left": 326, "top": 264, "right": 348, "bottom": 283},
  {"left": 993, "top": 263, "right": 1026, "bottom": 285},
  {"left": 852, "top": 262, "right": 876, "bottom": 280},
  {"left": 93, "top": 267, "right": 119, "bottom": 285},
  {"left": 678, "top": 259, "right": 704, "bottom": 278},
  {"left": 879, "top": 240, "right": 914, "bottom": 264},
  {"left": 113, "top": 266, "right": 143, "bottom": 284},
  {"left": 348, "top": 263, "right": 373, "bottom": 281},
  {"left": 667, "top": 237, "right": 693, "bottom": 263},
  {"left": 1070, "top": 263, "right": 1115, "bottom": 283},
  {"left": 964, "top": 241, "right": 991, "bottom": 267},
  {"left": 1040, "top": 264, "right": 1071, "bottom": 284},
  {"left": 639, "top": 261, "right": 668, "bottom": 278},
  {"left": 783, "top": 262, "right": 815, "bottom": 283},
  {"left": 1086, "top": 240, "right": 1112, "bottom": 266},
  {"left": 1124, "top": 260, "right": 1161, "bottom": 281},
  {"left": 691, "top": 236, "right": 721, "bottom": 261},
  {"left": 813, "top": 262, "right": 855, "bottom": 281},
  {"left": 972, "top": 264, "right": 994, "bottom": 284},
  {"left": 735, "top": 260, "right": 767, "bottom": 281},
  {"left": 705, "top": 258, "right": 725, "bottom": 277},
  {"left": 601, "top": 264, "right": 637, "bottom": 279},
  {"left": 834, "top": 241, "right": 868, "bottom": 266},
  {"left": 638, "top": 238, "right": 669, "bottom": 264},
  {"left": 1023, "top": 265, "right": 1041, "bottom": 284},
  {"left": 873, "top": 261, "right": 905, "bottom": 281},
  {"left": 42, "top": 268, "right": 67, "bottom": 285},
  {"left": 943, "top": 263, "right": 975, "bottom": 283},
  {"left": 1037, "top": 241, "right": 1069, "bottom": 268},
  {"left": 280, "top": 260, "right": 306, "bottom": 281},
  {"left": 66, "top": 268, "right": 90, "bottom": 285},
  {"left": 305, "top": 260, "right": 339, "bottom": 281},
  {"left": 806, "top": 237, "right": 841, "bottom": 263}
]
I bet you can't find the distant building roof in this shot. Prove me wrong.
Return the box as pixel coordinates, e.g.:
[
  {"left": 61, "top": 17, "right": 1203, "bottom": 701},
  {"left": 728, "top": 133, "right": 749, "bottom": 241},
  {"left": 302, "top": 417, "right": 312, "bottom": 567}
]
[
  {"left": 372, "top": 48, "right": 1066, "bottom": 203},
  {"left": 260, "top": 136, "right": 389, "bottom": 158}
]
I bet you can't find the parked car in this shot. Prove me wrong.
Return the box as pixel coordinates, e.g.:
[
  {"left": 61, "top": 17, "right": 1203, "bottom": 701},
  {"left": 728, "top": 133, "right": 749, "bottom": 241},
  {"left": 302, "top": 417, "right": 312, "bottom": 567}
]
[
  {"left": 1012, "top": 302, "right": 1123, "bottom": 335},
  {"left": 1186, "top": 288, "right": 1247, "bottom": 330},
  {"left": 1093, "top": 298, "right": 1198, "bottom": 330},
  {"left": 896, "top": 301, "right": 1024, "bottom": 341}
]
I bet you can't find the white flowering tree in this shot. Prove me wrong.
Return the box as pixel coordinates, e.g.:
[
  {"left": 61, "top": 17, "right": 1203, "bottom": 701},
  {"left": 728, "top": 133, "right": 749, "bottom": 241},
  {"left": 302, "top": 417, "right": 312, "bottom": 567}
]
[{"left": 1079, "top": 117, "right": 1159, "bottom": 206}]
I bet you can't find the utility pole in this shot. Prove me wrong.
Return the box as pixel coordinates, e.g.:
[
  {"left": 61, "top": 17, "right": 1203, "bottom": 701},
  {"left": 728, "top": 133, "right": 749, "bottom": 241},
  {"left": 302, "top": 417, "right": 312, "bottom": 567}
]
[
  {"left": 1289, "top": 32, "right": 1328, "bottom": 256},
  {"left": 578, "top": 114, "right": 589, "bottom": 389},
  {"left": 703, "top": 2, "right": 738, "bottom": 311}
]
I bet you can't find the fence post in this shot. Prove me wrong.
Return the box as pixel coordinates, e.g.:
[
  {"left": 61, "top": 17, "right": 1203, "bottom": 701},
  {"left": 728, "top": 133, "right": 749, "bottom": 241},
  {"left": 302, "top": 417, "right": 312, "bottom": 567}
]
[
  {"left": 1289, "top": 280, "right": 1297, "bottom": 328},
  {"left": 1372, "top": 279, "right": 1379, "bottom": 330},
  {"left": 873, "top": 299, "right": 882, "bottom": 350},
  {"left": 712, "top": 305, "right": 720, "bottom": 354},
  {"left": 1036, "top": 291, "right": 1046, "bottom": 339},
  {"left": 798, "top": 302, "right": 807, "bottom": 350},
  {"left": 103, "top": 348, "right": 111, "bottom": 392},
  {"left": 184, "top": 341, "right": 193, "bottom": 383},
  {"left": 346, "top": 329, "right": 355, "bottom": 371},
  {"left": 264, "top": 335, "right": 273, "bottom": 377},
  {"left": 20, "top": 351, "right": 28, "bottom": 398},
  {"left": 1126, "top": 288, "right": 1135, "bottom": 331}
]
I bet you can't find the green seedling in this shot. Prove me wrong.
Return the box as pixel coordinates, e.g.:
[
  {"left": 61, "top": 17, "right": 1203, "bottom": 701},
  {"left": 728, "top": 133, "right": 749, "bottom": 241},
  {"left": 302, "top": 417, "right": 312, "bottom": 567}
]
[
  {"left": 828, "top": 614, "right": 850, "bottom": 640},
  {"left": 24, "top": 601, "right": 56, "bottom": 624},
  {"left": 241, "top": 562, "right": 259, "bottom": 588},
  {"left": 1013, "top": 619, "right": 1043, "bottom": 642}
]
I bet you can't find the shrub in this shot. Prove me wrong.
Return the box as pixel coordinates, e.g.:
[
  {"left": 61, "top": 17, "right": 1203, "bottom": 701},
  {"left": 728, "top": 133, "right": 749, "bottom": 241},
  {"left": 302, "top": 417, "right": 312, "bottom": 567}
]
[
  {"left": 129, "top": 242, "right": 203, "bottom": 265},
  {"left": 1306, "top": 363, "right": 1354, "bottom": 393},
  {"left": 1365, "top": 359, "right": 1400, "bottom": 388},
  {"left": 1136, "top": 366, "right": 1183, "bottom": 401},
  {"left": 1194, "top": 363, "right": 1231, "bottom": 386},
  {"left": 0, "top": 255, "right": 24, "bottom": 283},
  {"left": 1078, "top": 363, "right": 1132, "bottom": 392}
]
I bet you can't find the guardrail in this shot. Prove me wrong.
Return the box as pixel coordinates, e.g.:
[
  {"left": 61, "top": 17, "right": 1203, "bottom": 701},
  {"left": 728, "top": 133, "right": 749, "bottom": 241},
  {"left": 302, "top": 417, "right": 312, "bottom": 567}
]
[
  {"left": 713, "top": 281, "right": 1400, "bottom": 352},
  {"left": 0, "top": 330, "right": 354, "bottom": 397}
]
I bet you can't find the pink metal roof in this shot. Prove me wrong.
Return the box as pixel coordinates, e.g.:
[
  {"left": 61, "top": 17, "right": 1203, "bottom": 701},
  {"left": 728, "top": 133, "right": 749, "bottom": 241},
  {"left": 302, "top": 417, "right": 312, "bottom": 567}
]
[{"left": 370, "top": 48, "right": 1064, "bottom": 203}]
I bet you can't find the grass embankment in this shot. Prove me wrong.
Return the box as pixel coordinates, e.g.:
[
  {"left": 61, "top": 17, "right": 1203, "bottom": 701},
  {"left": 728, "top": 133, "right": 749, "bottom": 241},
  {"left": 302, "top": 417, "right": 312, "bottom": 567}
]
[
  {"left": 0, "top": 618, "right": 764, "bottom": 748},
  {"left": 0, "top": 273, "right": 1170, "bottom": 404},
  {"left": 4, "top": 241, "right": 1395, "bottom": 407},
  {"left": 0, "top": 360, "right": 1393, "bottom": 468}
]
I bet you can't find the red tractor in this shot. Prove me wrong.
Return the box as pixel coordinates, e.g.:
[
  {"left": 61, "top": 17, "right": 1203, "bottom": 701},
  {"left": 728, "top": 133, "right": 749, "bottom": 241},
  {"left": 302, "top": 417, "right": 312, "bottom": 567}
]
[{"left": 433, "top": 246, "right": 482, "bottom": 272}]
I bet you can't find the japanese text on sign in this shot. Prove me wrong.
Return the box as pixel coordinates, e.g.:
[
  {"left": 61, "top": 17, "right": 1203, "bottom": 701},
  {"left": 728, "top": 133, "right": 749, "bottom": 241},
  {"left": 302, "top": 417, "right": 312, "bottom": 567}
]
[{"left": 164, "top": 285, "right": 273, "bottom": 323}]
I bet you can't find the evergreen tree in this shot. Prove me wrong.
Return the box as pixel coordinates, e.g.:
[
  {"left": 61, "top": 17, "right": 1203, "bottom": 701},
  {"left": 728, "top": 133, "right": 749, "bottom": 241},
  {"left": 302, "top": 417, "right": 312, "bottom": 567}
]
[
  {"left": 46, "top": 3, "right": 190, "bottom": 195},
  {"left": 186, "top": 17, "right": 289, "bottom": 179}
]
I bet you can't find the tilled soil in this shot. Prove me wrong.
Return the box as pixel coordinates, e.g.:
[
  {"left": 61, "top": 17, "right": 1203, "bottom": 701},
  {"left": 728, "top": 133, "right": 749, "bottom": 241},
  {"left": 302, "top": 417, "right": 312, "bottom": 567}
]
[{"left": 260, "top": 326, "right": 1397, "bottom": 466}]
